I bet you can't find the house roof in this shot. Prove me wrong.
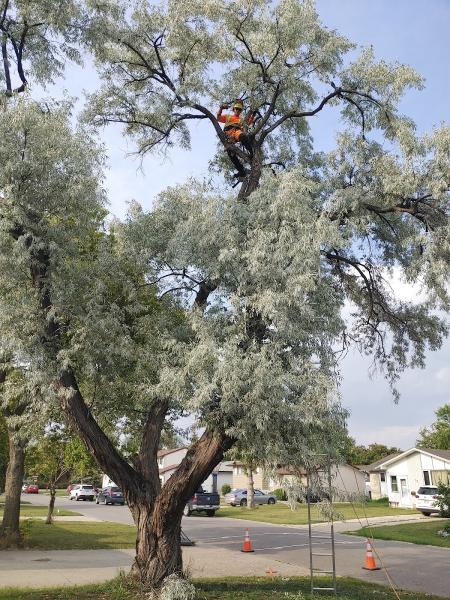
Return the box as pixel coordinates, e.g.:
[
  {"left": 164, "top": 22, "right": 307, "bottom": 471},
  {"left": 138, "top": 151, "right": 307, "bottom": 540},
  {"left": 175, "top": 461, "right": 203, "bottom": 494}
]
[
  {"left": 365, "top": 452, "right": 402, "bottom": 472},
  {"left": 159, "top": 460, "right": 233, "bottom": 476},
  {"left": 419, "top": 448, "right": 450, "bottom": 461},
  {"left": 157, "top": 447, "right": 187, "bottom": 458},
  {"left": 159, "top": 464, "right": 178, "bottom": 475},
  {"left": 368, "top": 448, "right": 450, "bottom": 471}
]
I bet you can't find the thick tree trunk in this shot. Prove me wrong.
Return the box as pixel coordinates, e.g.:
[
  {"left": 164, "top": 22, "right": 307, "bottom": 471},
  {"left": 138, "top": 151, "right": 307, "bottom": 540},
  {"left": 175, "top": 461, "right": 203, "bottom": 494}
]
[
  {"left": 247, "top": 466, "right": 255, "bottom": 509},
  {"left": 129, "top": 499, "right": 183, "bottom": 587},
  {"left": 46, "top": 487, "right": 56, "bottom": 525},
  {"left": 127, "top": 429, "right": 233, "bottom": 586},
  {"left": 0, "top": 430, "right": 25, "bottom": 545}
]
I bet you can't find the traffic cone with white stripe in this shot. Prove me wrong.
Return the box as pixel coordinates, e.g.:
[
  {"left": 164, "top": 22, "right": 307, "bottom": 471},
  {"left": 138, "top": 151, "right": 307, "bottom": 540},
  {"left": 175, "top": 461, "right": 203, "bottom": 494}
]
[
  {"left": 241, "top": 528, "right": 254, "bottom": 553},
  {"left": 362, "top": 538, "right": 380, "bottom": 570}
]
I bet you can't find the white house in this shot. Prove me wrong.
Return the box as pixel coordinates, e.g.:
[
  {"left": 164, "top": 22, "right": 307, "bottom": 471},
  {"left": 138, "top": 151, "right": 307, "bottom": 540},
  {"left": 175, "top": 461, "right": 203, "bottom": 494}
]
[
  {"left": 102, "top": 447, "right": 233, "bottom": 493},
  {"left": 367, "top": 448, "right": 450, "bottom": 508},
  {"left": 230, "top": 462, "right": 367, "bottom": 500},
  {"left": 158, "top": 448, "right": 233, "bottom": 493}
]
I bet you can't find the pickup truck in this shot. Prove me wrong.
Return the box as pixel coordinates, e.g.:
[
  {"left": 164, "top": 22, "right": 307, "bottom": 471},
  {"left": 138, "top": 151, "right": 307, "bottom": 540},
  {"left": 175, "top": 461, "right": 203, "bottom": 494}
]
[{"left": 183, "top": 487, "right": 220, "bottom": 517}]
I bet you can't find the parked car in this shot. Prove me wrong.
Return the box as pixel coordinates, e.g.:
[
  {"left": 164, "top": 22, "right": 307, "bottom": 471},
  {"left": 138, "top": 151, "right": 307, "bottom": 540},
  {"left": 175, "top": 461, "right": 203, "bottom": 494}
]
[
  {"left": 413, "top": 485, "right": 446, "bottom": 516},
  {"left": 69, "top": 484, "right": 95, "bottom": 501},
  {"left": 224, "top": 488, "right": 276, "bottom": 507},
  {"left": 22, "top": 483, "right": 39, "bottom": 494},
  {"left": 96, "top": 486, "right": 125, "bottom": 506},
  {"left": 183, "top": 487, "right": 220, "bottom": 517}
]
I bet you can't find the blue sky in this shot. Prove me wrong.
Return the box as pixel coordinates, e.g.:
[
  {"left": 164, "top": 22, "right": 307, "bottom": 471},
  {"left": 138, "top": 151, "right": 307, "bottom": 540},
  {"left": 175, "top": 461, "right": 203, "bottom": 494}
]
[{"left": 56, "top": 0, "right": 449, "bottom": 448}]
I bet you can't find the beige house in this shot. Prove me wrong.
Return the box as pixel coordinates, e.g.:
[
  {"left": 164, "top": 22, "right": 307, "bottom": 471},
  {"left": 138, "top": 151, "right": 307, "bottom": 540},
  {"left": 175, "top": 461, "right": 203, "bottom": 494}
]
[
  {"left": 103, "top": 447, "right": 233, "bottom": 493},
  {"left": 230, "top": 461, "right": 366, "bottom": 500},
  {"left": 367, "top": 448, "right": 450, "bottom": 507},
  {"left": 158, "top": 448, "right": 233, "bottom": 493}
]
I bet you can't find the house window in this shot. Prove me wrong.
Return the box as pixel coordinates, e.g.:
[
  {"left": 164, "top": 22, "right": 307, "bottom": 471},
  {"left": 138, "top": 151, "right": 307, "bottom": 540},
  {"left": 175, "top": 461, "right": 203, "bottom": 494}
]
[
  {"left": 390, "top": 476, "right": 398, "bottom": 492},
  {"left": 423, "top": 471, "right": 431, "bottom": 486},
  {"left": 380, "top": 472, "right": 386, "bottom": 482}
]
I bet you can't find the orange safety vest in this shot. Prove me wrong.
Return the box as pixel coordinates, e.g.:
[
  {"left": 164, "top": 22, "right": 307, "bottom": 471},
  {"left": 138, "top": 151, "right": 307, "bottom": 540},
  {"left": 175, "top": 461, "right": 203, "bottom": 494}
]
[{"left": 218, "top": 112, "right": 255, "bottom": 142}]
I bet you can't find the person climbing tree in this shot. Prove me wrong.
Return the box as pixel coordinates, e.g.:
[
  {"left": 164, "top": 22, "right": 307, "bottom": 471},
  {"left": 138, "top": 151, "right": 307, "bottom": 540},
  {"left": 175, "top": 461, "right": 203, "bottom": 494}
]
[{"left": 216, "top": 99, "right": 256, "bottom": 178}]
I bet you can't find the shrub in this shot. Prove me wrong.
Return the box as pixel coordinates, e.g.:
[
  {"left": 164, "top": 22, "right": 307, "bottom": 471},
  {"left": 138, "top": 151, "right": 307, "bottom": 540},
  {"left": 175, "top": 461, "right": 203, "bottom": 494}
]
[
  {"left": 157, "top": 574, "right": 196, "bottom": 600},
  {"left": 272, "top": 488, "right": 287, "bottom": 501},
  {"left": 367, "top": 496, "right": 389, "bottom": 505},
  {"left": 221, "top": 483, "right": 231, "bottom": 496},
  {"left": 436, "top": 482, "right": 450, "bottom": 518}
]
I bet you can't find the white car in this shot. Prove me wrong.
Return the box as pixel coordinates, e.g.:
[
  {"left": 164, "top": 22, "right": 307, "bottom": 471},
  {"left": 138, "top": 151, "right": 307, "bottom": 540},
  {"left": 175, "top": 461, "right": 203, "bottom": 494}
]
[
  {"left": 414, "top": 485, "right": 442, "bottom": 516},
  {"left": 70, "top": 484, "right": 95, "bottom": 501}
]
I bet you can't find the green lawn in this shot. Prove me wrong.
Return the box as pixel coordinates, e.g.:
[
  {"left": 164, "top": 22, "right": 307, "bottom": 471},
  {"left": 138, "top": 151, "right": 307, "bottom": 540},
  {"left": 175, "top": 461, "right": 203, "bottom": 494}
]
[
  {"left": 0, "top": 576, "right": 447, "bottom": 600},
  {"left": 20, "top": 520, "right": 136, "bottom": 550},
  {"left": 215, "top": 501, "right": 416, "bottom": 525},
  {"left": 0, "top": 504, "right": 80, "bottom": 518},
  {"left": 348, "top": 519, "right": 450, "bottom": 548},
  {"left": 41, "top": 489, "right": 70, "bottom": 497}
]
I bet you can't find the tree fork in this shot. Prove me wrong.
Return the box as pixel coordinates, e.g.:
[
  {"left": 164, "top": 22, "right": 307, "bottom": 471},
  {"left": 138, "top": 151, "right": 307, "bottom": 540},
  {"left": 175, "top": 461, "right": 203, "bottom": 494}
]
[{"left": 129, "top": 428, "right": 233, "bottom": 586}]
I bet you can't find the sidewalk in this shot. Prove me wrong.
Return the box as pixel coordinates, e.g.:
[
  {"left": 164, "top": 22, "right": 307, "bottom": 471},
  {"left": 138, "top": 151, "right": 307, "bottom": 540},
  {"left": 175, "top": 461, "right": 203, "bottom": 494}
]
[{"left": 0, "top": 546, "right": 306, "bottom": 588}]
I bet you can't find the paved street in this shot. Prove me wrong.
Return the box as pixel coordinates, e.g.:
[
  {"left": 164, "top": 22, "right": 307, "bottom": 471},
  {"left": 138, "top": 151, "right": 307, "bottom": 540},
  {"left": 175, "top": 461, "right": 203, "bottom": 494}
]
[{"left": 4, "top": 493, "right": 450, "bottom": 597}]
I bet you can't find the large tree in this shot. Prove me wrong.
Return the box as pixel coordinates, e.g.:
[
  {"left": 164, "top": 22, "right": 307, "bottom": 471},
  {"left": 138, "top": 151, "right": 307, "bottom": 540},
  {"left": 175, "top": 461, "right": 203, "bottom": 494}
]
[
  {"left": 417, "top": 404, "right": 450, "bottom": 450},
  {"left": 0, "top": 0, "right": 448, "bottom": 589}
]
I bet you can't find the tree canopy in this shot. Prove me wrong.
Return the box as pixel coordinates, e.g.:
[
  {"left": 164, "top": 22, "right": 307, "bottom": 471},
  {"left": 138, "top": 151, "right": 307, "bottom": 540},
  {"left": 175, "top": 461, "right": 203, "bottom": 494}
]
[
  {"left": 0, "top": 0, "right": 448, "bottom": 587},
  {"left": 417, "top": 404, "right": 450, "bottom": 450},
  {"left": 342, "top": 439, "right": 402, "bottom": 466}
]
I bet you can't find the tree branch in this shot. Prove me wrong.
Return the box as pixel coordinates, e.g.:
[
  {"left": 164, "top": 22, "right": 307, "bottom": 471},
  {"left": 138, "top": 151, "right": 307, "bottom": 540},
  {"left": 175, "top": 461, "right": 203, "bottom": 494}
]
[
  {"left": 135, "top": 399, "right": 169, "bottom": 483},
  {"left": 260, "top": 88, "right": 341, "bottom": 141},
  {"left": 1, "top": 34, "right": 11, "bottom": 94}
]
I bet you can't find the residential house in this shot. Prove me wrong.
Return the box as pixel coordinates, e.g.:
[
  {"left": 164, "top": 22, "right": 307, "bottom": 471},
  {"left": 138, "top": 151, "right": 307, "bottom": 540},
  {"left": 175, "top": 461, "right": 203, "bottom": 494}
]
[
  {"left": 158, "top": 448, "right": 233, "bottom": 493},
  {"left": 102, "top": 447, "right": 233, "bottom": 493},
  {"left": 230, "top": 462, "right": 367, "bottom": 500},
  {"left": 367, "top": 448, "right": 450, "bottom": 508}
]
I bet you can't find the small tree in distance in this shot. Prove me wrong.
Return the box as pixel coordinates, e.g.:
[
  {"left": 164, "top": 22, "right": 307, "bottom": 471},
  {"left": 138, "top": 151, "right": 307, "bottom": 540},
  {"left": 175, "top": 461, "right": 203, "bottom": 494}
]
[{"left": 26, "top": 429, "right": 69, "bottom": 525}]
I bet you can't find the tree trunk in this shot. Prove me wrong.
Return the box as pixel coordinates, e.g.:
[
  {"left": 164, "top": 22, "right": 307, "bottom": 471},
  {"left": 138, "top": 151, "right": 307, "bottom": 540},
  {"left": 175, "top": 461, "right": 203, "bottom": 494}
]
[
  {"left": 127, "top": 429, "right": 233, "bottom": 587},
  {"left": 238, "top": 146, "right": 263, "bottom": 201},
  {"left": 247, "top": 466, "right": 255, "bottom": 509},
  {"left": 129, "top": 499, "right": 183, "bottom": 587},
  {"left": 46, "top": 486, "right": 56, "bottom": 525},
  {"left": 0, "top": 430, "right": 25, "bottom": 545}
]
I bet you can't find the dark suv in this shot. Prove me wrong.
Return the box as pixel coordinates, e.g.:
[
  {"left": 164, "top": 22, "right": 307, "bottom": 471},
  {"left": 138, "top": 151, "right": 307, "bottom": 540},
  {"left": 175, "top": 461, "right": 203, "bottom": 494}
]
[{"left": 96, "top": 486, "right": 125, "bottom": 505}]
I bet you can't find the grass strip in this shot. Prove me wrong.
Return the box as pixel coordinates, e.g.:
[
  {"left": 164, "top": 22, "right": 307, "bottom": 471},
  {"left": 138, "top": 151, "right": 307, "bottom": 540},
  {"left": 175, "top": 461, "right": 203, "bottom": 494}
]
[
  {"left": 0, "top": 576, "right": 447, "bottom": 600},
  {"left": 347, "top": 519, "right": 450, "bottom": 548},
  {"left": 0, "top": 505, "right": 80, "bottom": 518},
  {"left": 215, "top": 501, "right": 415, "bottom": 525},
  {"left": 20, "top": 520, "right": 136, "bottom": 550}
]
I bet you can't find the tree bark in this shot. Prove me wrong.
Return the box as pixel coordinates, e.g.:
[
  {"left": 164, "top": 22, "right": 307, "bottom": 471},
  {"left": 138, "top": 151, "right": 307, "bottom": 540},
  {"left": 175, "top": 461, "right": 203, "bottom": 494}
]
[
  {"left": 46, "top": 486, "right": 56, "bottom": 525},
  {"left": 0, "top": 429, "right": 25, "bottom": 545},
  {"left": 238, "top": 145, "right": 263, "bottom": 201},
  {"left": 128, "top": 429, "right": 233, "bottom": 586},
  {"left": 129, "top": 499, "right": 183, "bottom": 586},
  {"left": 247, "top": 465, "right": 255, "bottom": 509}
]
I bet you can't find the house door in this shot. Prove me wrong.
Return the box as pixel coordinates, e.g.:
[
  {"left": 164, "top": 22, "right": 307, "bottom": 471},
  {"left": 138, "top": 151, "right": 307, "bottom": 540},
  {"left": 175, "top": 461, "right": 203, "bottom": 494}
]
[{"left": 400, "top": 478, "right": 409, "bottom": 505}]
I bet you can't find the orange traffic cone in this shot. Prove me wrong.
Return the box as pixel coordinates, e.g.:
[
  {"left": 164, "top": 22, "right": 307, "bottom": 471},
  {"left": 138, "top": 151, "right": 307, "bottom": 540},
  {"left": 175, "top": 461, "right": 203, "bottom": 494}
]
[
  {"left": 362, "top": 538, "right": 381, "bottom": 570},
  {"left": 241, "top": 528, "right": 254, "bottom": 553}
]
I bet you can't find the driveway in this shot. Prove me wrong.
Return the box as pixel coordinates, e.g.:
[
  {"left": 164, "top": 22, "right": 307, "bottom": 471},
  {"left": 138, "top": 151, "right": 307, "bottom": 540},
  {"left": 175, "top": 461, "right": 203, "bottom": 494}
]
[{"left": 9, "top": 492, "right": 450, "bottom": 597}]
